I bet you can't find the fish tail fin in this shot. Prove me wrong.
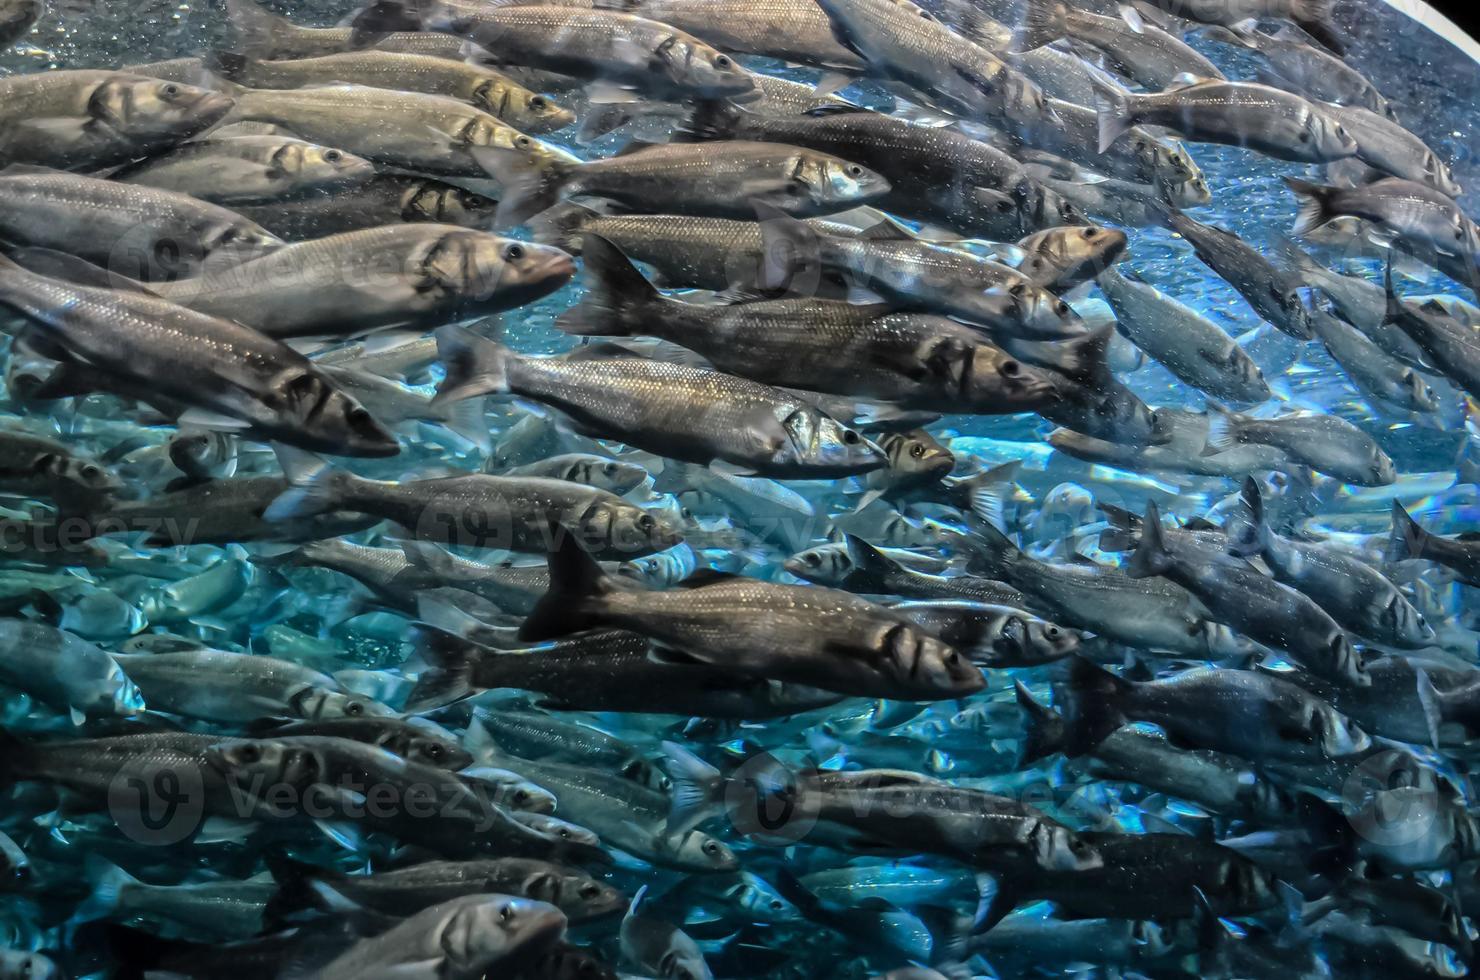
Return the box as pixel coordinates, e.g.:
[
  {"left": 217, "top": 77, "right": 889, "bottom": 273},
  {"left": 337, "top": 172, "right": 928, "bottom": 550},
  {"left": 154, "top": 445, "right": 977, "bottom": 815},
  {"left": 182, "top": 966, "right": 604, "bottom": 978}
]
[
  {"left": 1289, "top": 0, "right": 1345, "bottom": 55},
  {"left": 1059, "top": 656, "right": 1131, "bottom": 756},
  {"left": 1284, "top": 178, "right": 1339, "bottom": 237},
  {"left": 263, "top": 854, "right": 356, "bottom": 926},
  {"left": 1014, "top": 680, "right": 1067, "bottom": 764},
  {"left": 76, "top": 857, "right": 140, "bottom": 923},
  {"left": 347, "top": 0, "right": 428, "bottom": 47},
  {"left": 672, "top": 100, "right": 745, "bottom": 143},
  {"left": 518, "top": 532, "right": 613, "bottom": 642},
  {"left": 1387, "top": 499, "right": 1428, "bottom": 562},
  {"left": 1124, "top": 499, "right": 1173, "bottom": 579},
  {"left": 201, "top": 49, "right": 254, "bottom": 81},
  {"left": 473, "top": 148, "right": 578, "bottom": 230},
  {"left": 1415, "top": 667, "right": 1444, "bottom": 749},
  {"left": 554, "top": 234, "right": 661, "bottom": 337},
  {"left": 437, "top": 396, "right": 491, "bottom": 453},
  {"left": 225, "top": 0, "right": 295, "bottom": 57},
  {"left": 1273, "top": 235, "right": 1321, "bottom": 278},
  {"left": 433, "top": 324, "right": 511, "bottom": 406},
  {"left": 1012, "top": 0, "right": 1068, "bottom": 51},
  {"left": 527, "top": 203, "right": 595, "bottom": 254},
  {"left": 1090, "top": 73, "right": 1136, "bottom": 154},
  {"left": 1381, "top": 254, "right": 1403, "bottom": 324},
  {"left": 262, "top": 446, "right": 353, "bottom": 521},
  {"left": 955, "top": 465, "right": 1018, "bottom": 527},
  {"left": 660, "top": 741, "right": 728, "bottom": 834},
  {"left": 1224, "top": 477, "right": 1269, "bottom": 557},
  {"left": 960, "top": 515, "right": 1022, "bottom": 578},
  {"left": 1200, "top": 405, "right": 1242, "bottom": 456},
  {"left": 753, "top": 200, "right": 821, "bottom": 292},
  {"left": 403, "top": 627, "right": 485, "bottom": 713}
]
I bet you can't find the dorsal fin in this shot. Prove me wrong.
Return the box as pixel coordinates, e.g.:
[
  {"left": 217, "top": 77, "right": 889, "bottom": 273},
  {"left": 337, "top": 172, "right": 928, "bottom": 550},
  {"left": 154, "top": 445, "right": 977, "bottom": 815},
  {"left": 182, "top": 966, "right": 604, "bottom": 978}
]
[{"left": 857, "top": 216, "right": 916, "bottom": 242}]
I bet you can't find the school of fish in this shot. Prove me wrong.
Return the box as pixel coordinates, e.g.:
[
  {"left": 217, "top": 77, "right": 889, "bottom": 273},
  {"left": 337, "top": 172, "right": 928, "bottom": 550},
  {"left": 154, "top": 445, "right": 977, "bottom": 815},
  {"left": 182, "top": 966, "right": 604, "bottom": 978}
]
[{"left": 0, "top": 0, "right": 1476, "bottom": 976}]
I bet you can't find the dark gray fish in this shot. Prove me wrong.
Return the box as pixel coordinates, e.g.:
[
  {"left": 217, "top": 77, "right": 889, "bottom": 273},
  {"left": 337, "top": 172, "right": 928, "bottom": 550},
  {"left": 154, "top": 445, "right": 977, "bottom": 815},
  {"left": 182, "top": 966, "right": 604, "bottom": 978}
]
[{"left": 235, "top": 175, "right": 499, "bottom": 241}]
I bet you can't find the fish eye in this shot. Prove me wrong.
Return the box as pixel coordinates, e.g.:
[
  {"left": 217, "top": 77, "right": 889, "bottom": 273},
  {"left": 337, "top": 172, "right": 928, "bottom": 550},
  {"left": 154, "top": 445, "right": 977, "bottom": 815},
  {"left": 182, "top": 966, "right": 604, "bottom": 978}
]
[
  {"left": 557, "top": 827, "right": 572, "bottom": 838},
  {"left": 161, "top": 83, "right": 179, "bottom": 97},
  {"left": 1298, "top": 130, "right": 1311, "bottom": 142},
  {"left": 515, "top": 135, "right": 532, "bottom": 148},
  {"left": 238, "top": 744, "right": 260, "bottom": 763},
  {"left": 680, "top": 506, "right": 693, "bottom": 519},
  {"left": 770, "top": 899, "right": 786, "bottom": 910},
  {"left": 529, "top": 95, "right": 547, "bottom": 108},
  {"left": 514, "top": 790, "right": 531, "bottom": 804},
  {"left": 323, "top": 149, "right": 342, "bottom": 162},
  {"left": 639, "top": 514, "right": 656, "bottom": 530},
  {"left": 499, "top": 904, "right": 516, "bottom": 922},
  {"left": 1046, "top": 626, "right": 1060, "bottom": 636},
  {"left": 423, "top": 743, "right": 445, "bottom": 760},
  {"left": 846, "top": 164, "right": 863, "bottom": 177},
  {"left": 1001, "top": 359, "right": 1021, "bottom": 377},
  {"left": 343, "top": 701, "right": 365, "bottom": 716},
  {"left": 1081, "top": 227, "right": 1097, "bottom": 239},
  {"left": 504, "top": 243, "right": 525, "bottom": 261},
  {"left": 714, "top": 54, "right": 732, "bottom": 68},
  {"left": 910, "top": 444, "right": 924, "bottom": 458},
  {"left": 580, "top": 883, "right": 601, "bottom": 898},
  {"left": 946, "top": 651, "right": 962, "bottom": 666},
  {"left": 702, "top": 841, "right": 719, "bottom": 855},
  {"left": 803, "top": 552, "right": 821, "bottom": 566},
  {"left": 842, "top": 429, "right": 861, "bottom": 444},
  {"left": 1055, "top": 301, "right": 1070, "bottom": 316}
]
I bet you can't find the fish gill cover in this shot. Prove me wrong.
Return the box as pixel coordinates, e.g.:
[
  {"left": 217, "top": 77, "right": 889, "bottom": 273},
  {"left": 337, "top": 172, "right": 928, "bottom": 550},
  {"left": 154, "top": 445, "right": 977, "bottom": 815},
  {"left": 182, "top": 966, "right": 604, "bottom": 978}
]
[{"left": 0, "top": 0, "right": 1475, "bottom": 977}]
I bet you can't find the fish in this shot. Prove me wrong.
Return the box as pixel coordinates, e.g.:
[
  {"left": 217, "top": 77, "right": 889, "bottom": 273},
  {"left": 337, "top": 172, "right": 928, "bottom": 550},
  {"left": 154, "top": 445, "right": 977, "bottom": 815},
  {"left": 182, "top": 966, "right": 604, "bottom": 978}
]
[
  {"left": 1013, "top": 0, "right": 1226, "bottom": 91},
  {"left": 621, "top": 887, "right": 713, "bottom": 980},
  {"left": 221, "top": 83, "right": 570, "bottom": 181},
  {"left": 134, "top": 227, "right": 576, "bottom": 340},
  {"left": 518, "top": 535, "right": 985, "bottom": 701},
  {"left": 265, "top": 448, "right": 681, "bottom": 559},
  {"left": 0, "top": 71, "right": 234, "bottom": 169},
  {"left": 482, "top": 139, "right": 890, "bottom": 228},
  {"left": 265, "top": 853, "right": 624, "bottom": 923},
  {"left": 235, "top": 175, "right": 500, "bottom": 241},
  {"left": 1320, "top": 101, "right": 1463, "bottom": 197},
  {"left": 811, "top": 0, "right": 1054, "bottom": 126},
  {"left": 434, "top": 327, "right": 887, "bottom": 478},
  {"left": 311, "top": 894, "right": 567, "bottom": 980},
  {"left": 675, "top": 101, "right": 1082, "bottom": 240},
  {"left": 1286, "top": 176, "right": 1479, "bottom": 267},
  {"left": 1097, "top": 267, "right": 1270, "bottom": 403},
  {"left": 1162, "top": 208, "right": 1315, "bottom": 339},
  {"left": 1125, "top": 500, "right": 1371, "bottom": 685},
  {"left": 753, "top": 203, "right": 1085, "bottom": 340},
  {"left": 1203, "top": 25, "right": 1385, "bottom": 113},
  {"left": 0, "top": 254, "right": 400, "bottom": 458},
  {"left": 204, "top": 49, "right": 576, "bottom": 134},
  {"left": 1202, "top": 407, "right": 1396, "bottom": 486},
  {"left": 350, "top": 1, "right": 760, "bottom": 104},
  {"left": 107, "top": 649, "right": 396, "bottom": 724},
  {"left": 1095, "top": 76, "right": 1358, "bottom": 164},
  {"left": 0, "top": 169, "right": 282, "bottom": 281},
  {"left": 965, "top": 518, "right": 1253, "bottom": 658},
  {"left": 0, "top": 621, "right": 143, "bottom": 723},
  {"left": 557, "top": 236, "right": 1064, "bottom": 414},
  {"left": 614, "top": 0, "right": 867, "bottom": 71},
  {"left": 1389, "top": 500, "right": 1480, "bottom": 586},
  {"left": 110, "top": 135, "right": 376, "bottom": 205}
]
